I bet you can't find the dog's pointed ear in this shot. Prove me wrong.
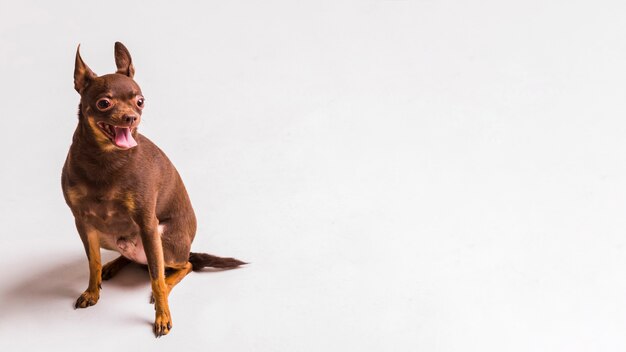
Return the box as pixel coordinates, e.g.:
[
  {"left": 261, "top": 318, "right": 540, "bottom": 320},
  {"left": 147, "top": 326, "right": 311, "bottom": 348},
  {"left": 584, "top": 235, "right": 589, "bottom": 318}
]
[
  {"left": 74, "top": 44, "right": 97, "bottom": 93},
  {"left": 114, "top": 42, "right": 135, "bottom": 78}
]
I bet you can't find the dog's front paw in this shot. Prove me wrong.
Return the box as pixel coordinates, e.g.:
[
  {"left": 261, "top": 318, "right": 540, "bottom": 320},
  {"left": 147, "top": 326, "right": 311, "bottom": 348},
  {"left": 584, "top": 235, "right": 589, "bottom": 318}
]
[
  {"left": 74, "top": 290, "right": 99, "bottom": 309},
  {"left": 154, "top": 311, "right": 172, "bottom": 337}
]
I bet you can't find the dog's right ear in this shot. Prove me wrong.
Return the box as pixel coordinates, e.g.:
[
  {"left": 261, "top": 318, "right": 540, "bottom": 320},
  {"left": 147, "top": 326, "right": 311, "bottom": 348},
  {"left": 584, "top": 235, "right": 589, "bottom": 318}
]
[{"left": 74, "top": 44, "right": 97, "bottom": 93}]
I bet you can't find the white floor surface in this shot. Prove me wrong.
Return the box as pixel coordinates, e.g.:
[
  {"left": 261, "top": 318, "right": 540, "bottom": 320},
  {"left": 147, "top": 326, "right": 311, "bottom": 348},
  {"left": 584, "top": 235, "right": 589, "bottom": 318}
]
[{"left": 2, "top": 1, "right": 626, "bottom": 351}]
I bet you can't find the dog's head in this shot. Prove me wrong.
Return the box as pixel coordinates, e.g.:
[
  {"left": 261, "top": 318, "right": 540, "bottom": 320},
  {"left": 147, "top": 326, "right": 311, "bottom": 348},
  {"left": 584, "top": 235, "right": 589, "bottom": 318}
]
[{"left": 74, "top": 42, "right": 144, "bottom": 150}]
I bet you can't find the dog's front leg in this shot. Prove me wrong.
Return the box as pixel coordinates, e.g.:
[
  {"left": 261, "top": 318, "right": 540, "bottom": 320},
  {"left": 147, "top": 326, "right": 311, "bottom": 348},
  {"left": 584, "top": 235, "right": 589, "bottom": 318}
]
[
  {"left": 74, "top": 220, "right": 102, "bottom": 308},
  {"left": 137, "top": 215, "right": 171, "bottom": 337}
]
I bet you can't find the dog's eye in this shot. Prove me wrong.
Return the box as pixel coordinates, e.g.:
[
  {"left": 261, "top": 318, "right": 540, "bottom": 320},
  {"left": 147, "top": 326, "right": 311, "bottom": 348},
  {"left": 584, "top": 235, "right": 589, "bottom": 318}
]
[
  {"left": 96, "top": 98, "right": 112, "bottom": 110},
  {"left": 136, "top": 97, "right": 145, "bottom": 109}
]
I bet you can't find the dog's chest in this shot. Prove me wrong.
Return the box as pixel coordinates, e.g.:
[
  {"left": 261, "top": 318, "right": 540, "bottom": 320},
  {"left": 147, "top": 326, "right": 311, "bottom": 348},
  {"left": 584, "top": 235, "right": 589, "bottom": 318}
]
[
  {"left": 66, "top": 184, "right": 149, "bottom": 263},
  {"left": 69, "top": 187, "right": 132, "bottom": 225}
]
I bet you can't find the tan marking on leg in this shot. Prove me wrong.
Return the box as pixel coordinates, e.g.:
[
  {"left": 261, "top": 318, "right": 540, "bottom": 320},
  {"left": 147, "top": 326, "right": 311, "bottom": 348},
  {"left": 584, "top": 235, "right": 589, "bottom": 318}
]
[
  {"left": 75, "top": 227, "right": 102, "bottom": 308},
  {"left": 151, "top": 277, "right": 172, "bottom": 337},
  {"left": 150, "top": 262, "right": 193, "bottom": 304},
  {"left": 140, "top": 220, "right": 172, "bottom": 337},
  {"left": 165, "top": 262, "right": 193, "bottom": 295}
]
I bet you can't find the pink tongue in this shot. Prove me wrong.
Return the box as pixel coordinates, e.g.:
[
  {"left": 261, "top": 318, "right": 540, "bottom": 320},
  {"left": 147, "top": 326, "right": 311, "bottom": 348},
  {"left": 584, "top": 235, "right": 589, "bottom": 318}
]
[{"left": 114, "top": 127, "right": 138, "bottom": 148}]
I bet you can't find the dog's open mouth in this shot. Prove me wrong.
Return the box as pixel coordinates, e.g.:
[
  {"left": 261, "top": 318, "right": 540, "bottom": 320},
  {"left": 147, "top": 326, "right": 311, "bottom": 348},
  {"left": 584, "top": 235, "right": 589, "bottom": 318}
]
[{"left": 97, "top": 122, "right": 138, "bottom": 149}]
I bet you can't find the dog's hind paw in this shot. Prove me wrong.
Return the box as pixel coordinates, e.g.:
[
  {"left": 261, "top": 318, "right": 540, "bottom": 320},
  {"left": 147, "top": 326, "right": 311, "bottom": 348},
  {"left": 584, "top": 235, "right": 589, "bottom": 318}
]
[
  {"left": 74, "top": 290, "right": 99, "bottom": 309},
  {"left": 101, "top": 256, "right": 131, "bottom": 281},
  {"left": 101, "top": 265, "right": 118, "bottom": 281}
]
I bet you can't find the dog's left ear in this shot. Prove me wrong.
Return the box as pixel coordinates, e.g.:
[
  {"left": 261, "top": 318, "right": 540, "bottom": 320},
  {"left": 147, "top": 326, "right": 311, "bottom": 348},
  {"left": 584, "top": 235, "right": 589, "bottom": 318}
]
[{"left": 114, "top": 42, "right": 135, "bottom": 78}]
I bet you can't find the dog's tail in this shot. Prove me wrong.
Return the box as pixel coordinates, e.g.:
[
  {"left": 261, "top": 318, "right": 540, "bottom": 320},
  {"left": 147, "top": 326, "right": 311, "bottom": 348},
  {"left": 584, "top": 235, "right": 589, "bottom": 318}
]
[{"left": 188, "top": 252, "right": 247, "bottom": 271}]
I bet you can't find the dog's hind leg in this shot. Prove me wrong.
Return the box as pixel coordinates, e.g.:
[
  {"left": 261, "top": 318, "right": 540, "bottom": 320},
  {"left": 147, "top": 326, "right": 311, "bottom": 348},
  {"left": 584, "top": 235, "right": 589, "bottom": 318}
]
[
  {"left": 150, "top": 262, "right": 193, "bottom": 304},
  {"left": 164, "top": 262, "right": 194, "bottom": 294},
  {"left": 102, "top": 255, "right": 131, "bottom": 280}
]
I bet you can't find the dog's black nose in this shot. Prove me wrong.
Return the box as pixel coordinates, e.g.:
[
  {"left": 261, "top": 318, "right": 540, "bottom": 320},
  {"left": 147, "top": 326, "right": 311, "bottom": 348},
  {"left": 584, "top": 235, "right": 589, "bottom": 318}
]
[{"left": 124, "top": 115, "right": 138, "bottom": 124}]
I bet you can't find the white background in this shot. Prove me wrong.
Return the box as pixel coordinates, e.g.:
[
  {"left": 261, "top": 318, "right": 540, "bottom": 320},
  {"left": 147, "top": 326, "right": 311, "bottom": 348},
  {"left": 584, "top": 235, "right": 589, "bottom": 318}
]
[{"left": 2, "top": 0, "right": 626, "bottom": 350}]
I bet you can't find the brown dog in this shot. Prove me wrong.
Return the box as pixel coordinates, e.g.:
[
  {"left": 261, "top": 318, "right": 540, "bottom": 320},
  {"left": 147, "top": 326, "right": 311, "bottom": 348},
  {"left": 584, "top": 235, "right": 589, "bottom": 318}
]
[{"left": 62, "top": 42, "right": 245, "bottom": 337}]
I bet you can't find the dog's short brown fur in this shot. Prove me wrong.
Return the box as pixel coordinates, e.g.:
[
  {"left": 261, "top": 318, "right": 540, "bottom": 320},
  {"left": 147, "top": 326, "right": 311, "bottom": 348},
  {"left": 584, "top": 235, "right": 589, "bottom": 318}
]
[{"left": 62, "top": 42, "right": 245, "bottom": 337}]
